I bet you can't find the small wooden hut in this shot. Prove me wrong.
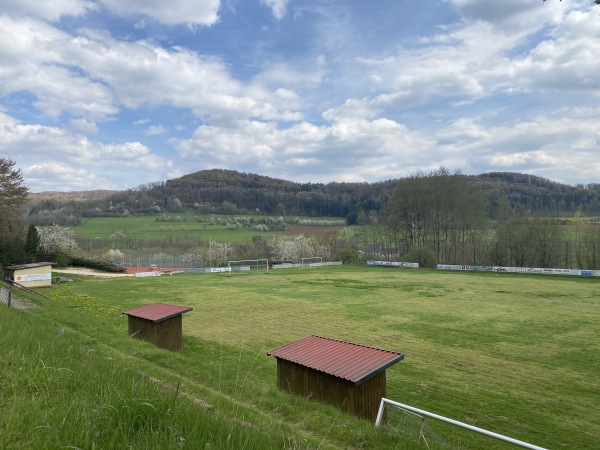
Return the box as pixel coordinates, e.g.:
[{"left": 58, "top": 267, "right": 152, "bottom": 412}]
[
  {"left": 3, "top": 262, "right": 54, "bottom": 288},
  {"left": 122, "top": 303, "right": 192, "bottom": 351},
  {"left": 267, "top": 335, "right": 403, "bottom": 421}
]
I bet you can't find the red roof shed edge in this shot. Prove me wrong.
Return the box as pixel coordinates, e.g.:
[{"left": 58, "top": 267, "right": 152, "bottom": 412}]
[
  {"left": 267, "top": 335, "right": 404, "bottom": 385},
  {"left": 122, "top": 303, "right": 193, "bottom": 323}
]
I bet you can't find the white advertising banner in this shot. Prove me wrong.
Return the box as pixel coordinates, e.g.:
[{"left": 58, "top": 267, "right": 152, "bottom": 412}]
[
  {"left": 437, "top": 264, "right": 600, "bottom": 277},
  {"left": 368, "top": 260, "right": 419, "bottom": 268},
  {"left": 16, "top": 273, "right": 51, "bottom": 282},
  {"left": 134, "top": 271, "right": 161, "bottom": 277}
]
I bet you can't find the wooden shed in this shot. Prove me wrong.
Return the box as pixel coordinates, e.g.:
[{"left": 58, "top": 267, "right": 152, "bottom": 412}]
[
  {"left": 3, "top": 262, "right": 54, "bottom": 288},
  {"left": 267, "top": 335, "right": 403, "bottom": 421},
  {"left": 122, "top": 303, "right": 193, "bottom": 351}
]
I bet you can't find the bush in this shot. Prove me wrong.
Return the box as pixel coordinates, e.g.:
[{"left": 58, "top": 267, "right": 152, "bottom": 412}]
[
  {"left": 70, "top": 256, "right": 125, "bottom": 273},
  {"left": 405, "top": 245, "right": 437, "bottom": 268},
  {"left": 54, "top": 252, "right": 72, "bottom": 268}
]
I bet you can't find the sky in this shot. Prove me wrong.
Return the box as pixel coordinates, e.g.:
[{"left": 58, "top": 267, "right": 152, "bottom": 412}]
[{"left": 1, "top": 0, "right": 599, "bottom": 192}]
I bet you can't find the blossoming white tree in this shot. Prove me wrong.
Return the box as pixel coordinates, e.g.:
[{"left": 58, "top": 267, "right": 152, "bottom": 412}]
[
  {"left": 205, "top": 241, "right": 233, "bottom": 267},
  {"left": 103, "top": 249, "right": 124, "bottom": 265},
  {"left": 269, "top": 235, "right": 317, "bottom": 261},
  {"left": 181, "top": 249, "right": 204, "bottom": 268},
  {"left": 37, "top": 225, "right": 79, "bottom": 255}
]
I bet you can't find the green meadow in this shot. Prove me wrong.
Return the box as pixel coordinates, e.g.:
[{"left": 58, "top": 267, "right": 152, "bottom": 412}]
[
  {"left": 2, "top": 266, "right": 599, "bottom": 449},
  {"left": 73, "top": 215, "right": 261, "bottom": 242},
  {"left": 72, "top": 214, "right": 343, "bottom": 242}
]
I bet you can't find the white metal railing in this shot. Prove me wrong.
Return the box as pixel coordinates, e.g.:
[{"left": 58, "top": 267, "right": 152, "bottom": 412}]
[{"left": 375, "top": 398, "right": 547, "bottom": 450}]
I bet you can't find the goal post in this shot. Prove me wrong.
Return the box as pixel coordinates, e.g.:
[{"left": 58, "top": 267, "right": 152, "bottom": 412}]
[
  {"left": 227, "top": 259, "right": 269, "bottom": 276},
  {"left": 301, "top": 256, "right": 323, "bottom": 268},
  {"left": 376, "top": 398, "right": 547, "bottom": 450}
]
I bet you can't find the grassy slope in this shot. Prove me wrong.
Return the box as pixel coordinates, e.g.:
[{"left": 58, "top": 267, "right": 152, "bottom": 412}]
[
  {"left": 4, "top": 266, "right": 600, "bottom": 449},
  {"left": 0, "top": 305, "right": 306, "bottom": 449}
]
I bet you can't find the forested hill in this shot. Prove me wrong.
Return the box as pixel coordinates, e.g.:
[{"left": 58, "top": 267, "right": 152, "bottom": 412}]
[
  {"left": 110, "top": 169, "right": 397, "bottom": 222},
  {"left": 26, "top": 169, "right": 600, "bottom": 225},
  {"left": 478, "top": 172, "right": 600, "bottom": 216}
]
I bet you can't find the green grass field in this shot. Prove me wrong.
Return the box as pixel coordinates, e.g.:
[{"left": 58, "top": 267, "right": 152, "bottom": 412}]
[
  {"left": 4, "top": 266, "right": 600, "bottom": 449},
  {"left": 72, "top": 214, "right": 344, "bottom": 241}
]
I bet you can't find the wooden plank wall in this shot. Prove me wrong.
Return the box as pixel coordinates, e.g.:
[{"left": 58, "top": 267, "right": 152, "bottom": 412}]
[
  {"left": 276, "top": 359, "right": 386, "bottom": 421},
  {"left": 128, "top": 315, "right": 183, "bottom": 351},
  {"left": 156, "top": 315, "right": 183, "bottom": 351}
]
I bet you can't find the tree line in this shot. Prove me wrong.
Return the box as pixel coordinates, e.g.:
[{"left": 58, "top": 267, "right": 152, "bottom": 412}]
[
  {"left": 359, "top": 169, "right": 600, "bottom": 269},
  {"left": 3, "top": 158, "right": 600, "bottom": 271}
]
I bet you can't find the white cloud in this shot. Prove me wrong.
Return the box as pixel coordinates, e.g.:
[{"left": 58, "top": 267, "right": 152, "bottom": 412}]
[
  {"left": 24, "top": 163, "right": 111, "bottom": 191},
  {"left": 174, "top": 116, "right": 434, "bottom": 182},
  {"left": 68, "top": 118, "right": 99, "bottom": 135},
  {"left": 322, "top": 99, "right": 378, "bottom": 121},
  {"left": 502, "top": 34, "right": 600, "bottom": 93},
  {"left": 98, "top": 0, "right": 221, "bottom": 27},
  {"left": 145, "top": 124, "right": 169, "bottom": 135},
  {"left": 66, "top": 31, "right": 303, "bottom": 123},
  {"left": 0, "top": 17, "right": 303, "bottom": 124},
  {"left": 168, "top": 91, "right": 600, "bottom": 184},
  {"left": 329, "top": 4, "right": 600, "bottom": 122},
  {"left": 0, "top": 16, "right": 69, "bottom": 75},
  {"left": 0, "top": 17, "right": 117, "bottom": 120},
  {"left": 0, "top": 0, "right": 94, "bottom": 21},
  {"left": 450, "top": 0, "right": 566, "bottom": 31},
  {"left": 432, "top": 111, "right": 600, "bottom": 184},
  {"left": 0, "top": 112, "right": 176, "bottom": 191},
  {"left": 261, "top": 0, "right": 290, "bottom": 20},
  {"left": 253, "top": 60, "right": 327, "bottom": 90},
  {"left": 489, "top": 150, "right": 560, "bottom": 167}
]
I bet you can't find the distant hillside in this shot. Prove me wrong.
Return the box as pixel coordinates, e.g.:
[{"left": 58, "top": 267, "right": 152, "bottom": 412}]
[
  {"left": 475, "top": 172, "right": 600, "bottom": 217},
  {"left": 108, "top": 169, "right": 397, "bottom": 222},
  {"left": 25, "top": 169, "right": 600, "bottom": 225}
]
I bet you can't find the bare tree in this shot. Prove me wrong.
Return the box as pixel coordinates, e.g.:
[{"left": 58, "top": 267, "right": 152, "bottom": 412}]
[
  {"left": 495, "top": 214, "right": 564, "bottom": 268},
  {"left": 572, "top": 208, "right": 600, "bottom": 269},
  {"left": 384, "top": 168, "right": 487, "bottom": 264}
]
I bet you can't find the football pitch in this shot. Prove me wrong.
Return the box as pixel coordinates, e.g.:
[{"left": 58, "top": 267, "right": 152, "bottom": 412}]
[{"left": 45, "top": 265, "right": 599, "bottom": 449}]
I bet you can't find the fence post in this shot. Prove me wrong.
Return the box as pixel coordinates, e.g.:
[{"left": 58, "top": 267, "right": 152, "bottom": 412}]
[{"left": 7, "top": 290, "right": 12, "bottom": 308}]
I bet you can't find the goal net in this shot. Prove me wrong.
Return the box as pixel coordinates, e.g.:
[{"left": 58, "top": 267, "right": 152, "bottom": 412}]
[
  {"left": 301, "top": 256, "right": 323, "bottom": 268},
  {"left": 227, "top": 259, "right": 269, "bottom": 276},
  {"left": 378, "top": 402, "right": 451, "bottom": 449}
]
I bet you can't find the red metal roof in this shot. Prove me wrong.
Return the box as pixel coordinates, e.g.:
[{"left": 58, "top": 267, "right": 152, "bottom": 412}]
[
  {"left": 267, "top": 335, "right": 403, "bottom": 385},
  {"left": 122, "top": 303, "right": 192, "bottom": 323}
]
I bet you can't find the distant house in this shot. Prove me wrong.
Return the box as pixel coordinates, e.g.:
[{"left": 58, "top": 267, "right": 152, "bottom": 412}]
[
  {"left": 3, "top": 262, "right": 54, "bottom": 288},
  {"left": 122, "top": 303, "right": 193, "bottom": 351},
  {"left": 267, "top": 335, "right": 403, "bottom": 421}
]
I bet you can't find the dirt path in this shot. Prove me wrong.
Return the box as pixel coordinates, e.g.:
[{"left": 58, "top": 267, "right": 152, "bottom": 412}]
[{"left": 54, "top": 268, "right": 133, "bottom": 277}]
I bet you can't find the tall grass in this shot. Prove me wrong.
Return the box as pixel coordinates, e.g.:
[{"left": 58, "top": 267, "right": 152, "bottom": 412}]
[{"left": 0, "top": 305, "right": 324, "bottom": 449}]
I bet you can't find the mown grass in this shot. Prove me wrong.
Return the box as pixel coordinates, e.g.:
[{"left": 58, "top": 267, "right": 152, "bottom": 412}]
[{"left": 4, "top": 266, "right": 600, "bottom": 449}]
